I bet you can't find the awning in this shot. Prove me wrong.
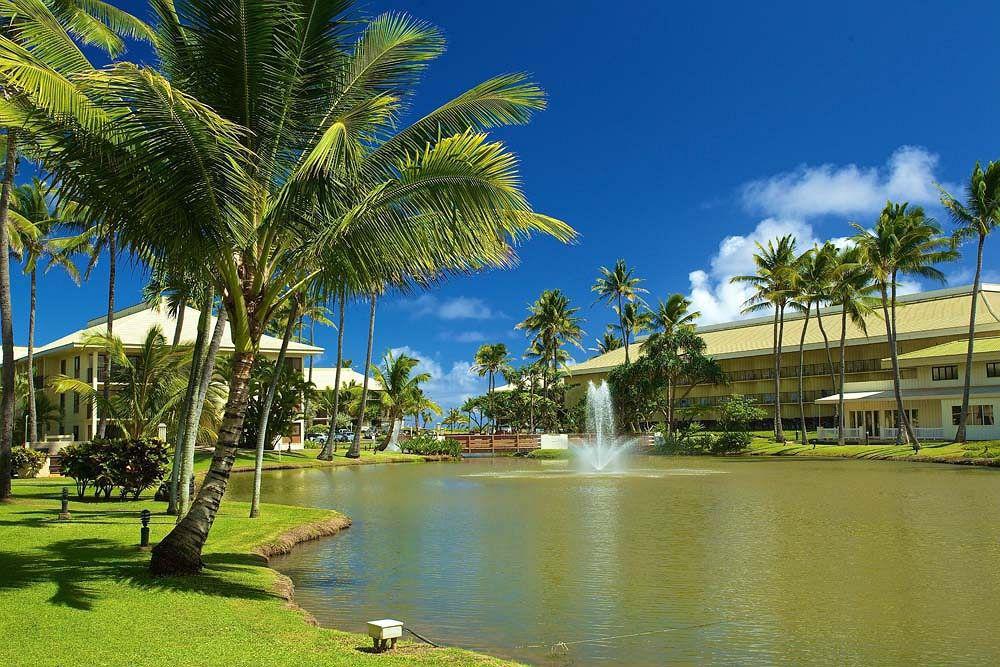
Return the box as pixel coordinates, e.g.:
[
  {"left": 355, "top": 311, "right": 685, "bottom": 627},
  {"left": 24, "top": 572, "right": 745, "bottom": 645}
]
[
  {"left": 815, "top": 391, "right": 886, "bottom": 404},
  {"left": 815, "top": 386, "right": 1000, "bottom": 404}
]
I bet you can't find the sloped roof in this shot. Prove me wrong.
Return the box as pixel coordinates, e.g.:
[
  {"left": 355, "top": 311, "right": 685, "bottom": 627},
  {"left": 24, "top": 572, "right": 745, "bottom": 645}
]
[
  {"left": 309, "top": 366, "right": 383, "bottom": 392},
  {"left": 568, "top": 284, "right": 1000, "bottom": 376},
  {"left": 15, "top": 303, "right": 323, "bottom": 362},
  {"left": 891, "top": 336, "right": 1000, "bottom": 366}
]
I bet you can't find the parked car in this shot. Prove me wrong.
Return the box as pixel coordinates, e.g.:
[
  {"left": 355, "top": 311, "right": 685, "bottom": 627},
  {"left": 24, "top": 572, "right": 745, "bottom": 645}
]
[
  {"left": 335, "top": 430, "right": 354, "bottom": 442},
  {"left": 309, "top": 432, "right": 328, "bottom": 444}
]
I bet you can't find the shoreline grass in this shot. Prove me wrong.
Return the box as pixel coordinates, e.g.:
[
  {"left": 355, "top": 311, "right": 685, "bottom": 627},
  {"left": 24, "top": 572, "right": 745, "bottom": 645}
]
[
  {"left": 0, "top": 477, "right": 520, "bottom": 667},
  {"left": 193, "top": 446, "right": 432, "bottom": 476},
  {"left": 745, "top": 435, "right": 1000, "bottom": 466}
]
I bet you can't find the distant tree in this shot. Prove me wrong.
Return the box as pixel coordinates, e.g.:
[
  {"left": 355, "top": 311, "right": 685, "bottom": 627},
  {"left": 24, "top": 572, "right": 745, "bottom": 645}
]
[
  {"left": 592, "top": 327, "right": 622, "bottom": 355},
  {"left": 652, "top": 293, "right": 700, "bottom": 334},
  {"left": 591, "top": 259, "right": 647, "bottom": 362},
  {"left": 516, "top": 289, "right": 584, "bottom": 383},
  {"left": 472, "top": 343, "right": 511, "bottom": 433}
]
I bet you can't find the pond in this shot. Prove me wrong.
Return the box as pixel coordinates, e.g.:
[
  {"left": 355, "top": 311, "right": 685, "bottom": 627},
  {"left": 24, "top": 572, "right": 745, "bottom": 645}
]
[{"left": 226, "top": 456, "right": 1000, "bottom": 665}]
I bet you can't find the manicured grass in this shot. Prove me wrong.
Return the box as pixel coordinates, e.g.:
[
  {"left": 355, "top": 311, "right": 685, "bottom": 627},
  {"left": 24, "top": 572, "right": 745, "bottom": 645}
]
[
  {"left": 0, "top": 478, "right": 520, "bottom": 667},
  {"left": 746, "top": 435, "right": 1000, "bottom": 464},
  {"left": 524, "top": 448, "right": 571, "bottom": 460},
  {"left": 193, "top": 446, "right": 426, "bottom": 475}
]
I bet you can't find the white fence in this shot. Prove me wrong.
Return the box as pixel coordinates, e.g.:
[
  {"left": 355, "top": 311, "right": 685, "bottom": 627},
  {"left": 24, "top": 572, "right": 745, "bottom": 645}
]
[
  {"left": 817, "top": 427, "right": 863, "bottom": 441},
  {"left": 879, "top": 427, "right": 945, "bottom": 441}
]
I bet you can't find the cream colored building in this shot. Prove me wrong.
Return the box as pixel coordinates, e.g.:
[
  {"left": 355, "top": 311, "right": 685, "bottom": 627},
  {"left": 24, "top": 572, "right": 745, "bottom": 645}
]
[
  {"left": 565, "top": 284, "right": 1000, "bottom": 441},
  {"left": 308, "top": 366, "right": 383, "bottom": 431},
  {"left": 13, "top": 303, "right": 323, "bottom": 448}
]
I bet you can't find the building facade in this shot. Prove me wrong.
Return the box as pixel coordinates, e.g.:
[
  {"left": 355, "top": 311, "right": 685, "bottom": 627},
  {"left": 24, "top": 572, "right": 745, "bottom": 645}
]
[{"left": 565, "top": 285, "right": 1000, "bottom": 441}]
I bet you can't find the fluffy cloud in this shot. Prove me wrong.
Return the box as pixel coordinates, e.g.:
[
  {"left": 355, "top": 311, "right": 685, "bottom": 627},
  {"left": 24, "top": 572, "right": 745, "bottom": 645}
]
[
  {"left": 403, "top": 295, "right": 497, "bottom": 320},
  {"left": 391, "top": 346, "right": 487, "bottom": 413},
  {"left": 688, "top": 147, "right": 946, "bottom": 324},
  {"left": 438, "top": 330, "right": 490, "bottom": 344}
]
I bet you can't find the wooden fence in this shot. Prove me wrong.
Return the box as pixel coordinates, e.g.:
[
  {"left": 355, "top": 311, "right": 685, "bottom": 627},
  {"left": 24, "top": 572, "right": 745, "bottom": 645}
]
[{"left": 444, "top": 433, "right": 541, "bottom": 454}]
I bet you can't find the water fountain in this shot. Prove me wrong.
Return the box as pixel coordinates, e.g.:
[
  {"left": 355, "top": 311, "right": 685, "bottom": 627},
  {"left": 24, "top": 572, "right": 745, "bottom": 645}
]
[{"left": 575, "top": 381, "right": 634, "bottom": 472}]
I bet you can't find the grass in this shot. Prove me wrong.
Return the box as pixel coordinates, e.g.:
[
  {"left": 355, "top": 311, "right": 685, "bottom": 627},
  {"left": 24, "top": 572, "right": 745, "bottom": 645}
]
[
  {"left": 524, "top": 448, "right": 571, "bottom": 460},
  {"left": 193, "top": 446, "right": 426, "bottom": 475},
  {"left": 0, "top": 478, "right": 520, "bottom": 667},
  {"left": 746, "top": 435, "right": 1000, "bottom": 465}
]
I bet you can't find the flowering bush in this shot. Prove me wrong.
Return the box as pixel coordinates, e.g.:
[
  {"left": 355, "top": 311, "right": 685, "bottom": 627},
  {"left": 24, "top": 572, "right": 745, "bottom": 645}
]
[
  {"left": 59, "top": 438, "right": 169, "bottom": 500},
  {"left": 12, "top": 447, "right": 46, "bottom": 478}
]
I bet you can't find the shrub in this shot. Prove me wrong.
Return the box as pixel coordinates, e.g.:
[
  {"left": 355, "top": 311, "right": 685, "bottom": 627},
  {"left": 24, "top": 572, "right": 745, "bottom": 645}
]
[
  {"left": 58, "top": 438, "right": 169, "bottom": 500},
  {"left": 12, "top": 447, "right": 46, "bottom": 478},
  {"left": 713, "top": 395, "right": 764, "bottom": 455},
  {"left": 654, "top": 422, "right": 715, "bottom": 455},
  {"left": 401, "top": 433, "right": 462, "bottom": 457}
]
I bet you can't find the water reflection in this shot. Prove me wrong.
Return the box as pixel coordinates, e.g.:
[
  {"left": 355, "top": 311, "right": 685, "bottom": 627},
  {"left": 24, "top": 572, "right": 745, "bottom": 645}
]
[{"left": 225, "top": 457, "right": 1000, "bottom": 665}]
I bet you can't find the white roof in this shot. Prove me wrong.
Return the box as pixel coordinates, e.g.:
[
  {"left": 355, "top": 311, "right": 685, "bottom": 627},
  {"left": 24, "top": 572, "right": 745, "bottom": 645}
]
[
  {"left": 309, "top": 366, "right": 383, "bottom": 392},
  {"left": 15, "top": 302, "right": 323, "bottom": 362}
]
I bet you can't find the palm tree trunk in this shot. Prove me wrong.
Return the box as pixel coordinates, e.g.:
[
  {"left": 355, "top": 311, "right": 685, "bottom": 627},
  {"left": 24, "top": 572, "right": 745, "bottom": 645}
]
[
  {"left": 322, "top": 290, "right": 346, "bottom": 459},
  {"left": 250, "top": 305, "right": 298, "bottom": 518},
  {"left": 0, "top": 129, "right": 18, "bottom": 499},
  {"left": 837, "top": 308, "right": 848, "bottom": 446},
  {"left": 619, "top": 294, "right": 629, "bottom": 364},
  {"left": 880, "top": 284, "right": 910, "bottom": 447},
  {"left": 796, "top": 306, "right": 811, "bottom": 445},
  {"left": 775, "top": 303, "right": 786, "bottom": 442},
  {"left": 956, "top": 233, "right": 984, "bottom": 443},
  {"left": 151, "top": 347, "right": 255, "bottom": 575},
  {"left": 814, "top": 302, "right": 838, "bottom": 427},
  {"left": 347, "top": 295, "right": 376, "bottom": 459},
  {"left": 168, "top": 301, "right": 210, "bottom": 515},
  {"left": 98, "top": 234, "right": 115, "bottom": 439},
  {"left": 305, "top": 316, "right": 314, "bottom": 430},
  {"left": 27, "top": 269, "right": 37, "bottom": 444},
  {"left": 179, "top": 307, "right": 228, "bottom": 519},
  {"left": 889, "top": 276, "right": 918, "bottom": 449},
  {"left": 172, "top": 298, "right": 186, "bottom": 347},
  {"left": 770, "top": 307, "right": 782, "bottom": 441}
]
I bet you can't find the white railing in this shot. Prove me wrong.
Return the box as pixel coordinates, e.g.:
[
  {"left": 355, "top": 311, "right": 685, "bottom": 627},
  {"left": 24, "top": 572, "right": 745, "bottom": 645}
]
[
  {"left": 817, "top": 427, "right": 863, "bottom": 441},
  {"left": 880, "top": 427, "right": 945, "bottom": 441}
]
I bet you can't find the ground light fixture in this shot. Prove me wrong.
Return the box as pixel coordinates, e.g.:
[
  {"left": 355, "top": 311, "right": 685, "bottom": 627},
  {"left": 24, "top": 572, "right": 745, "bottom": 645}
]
[{"left": 366, "top": 619, "right": 403, "bottom": 652}]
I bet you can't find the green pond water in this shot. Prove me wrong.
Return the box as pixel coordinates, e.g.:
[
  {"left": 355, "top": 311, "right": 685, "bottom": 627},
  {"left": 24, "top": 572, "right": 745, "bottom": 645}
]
[{"left": 225, "top": 456, "right": 1000, "bottom": 665}]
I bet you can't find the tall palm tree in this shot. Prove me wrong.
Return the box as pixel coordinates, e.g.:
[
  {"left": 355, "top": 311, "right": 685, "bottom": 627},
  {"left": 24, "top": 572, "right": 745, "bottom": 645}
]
[
  {"left": 613, "top": 301, "right": 652, "bottom": 351},
  {"left": 940, "top": 162, "right": 1000, "bottom": 443},
  {"left": 372, "top": 350, "right": 430, "bottom": 450},
  {"left": 12, "top": 178, "right": 90, "bottom": 444},
  {"left": 827, "top": 247, "right": 879, "bottom": 445},
  {"left": 320, "top": 287, "right": 347, "bottom": 460},
  {"left": 653, "top": 293, "right": 700, "bottom": 334},
  {"left": 591, "top": 259, "right": 646, "bottom": 363},
  {"left": 0, "top": 0, "right": 150, "bottom": 499},
  {"left": 472, "top": 343, "right": 510, "bottom": 433},
  {"left": 348, "top": 295, "right": 378, "bottom": 459},
  {"left": 731, "top": 235, "right": 798, "bottom": 442},
  {"left": 853, "top": 203, "right": 956, "bottom": 450},
  {"left": 516, "top": 289, "right": 584, "bottom": 381},
  {"left": 10, "top": 2, "right": 574, "bottom": 570},
  {"left": 592, "top": 327, "right": 622, "bottom": 355}
]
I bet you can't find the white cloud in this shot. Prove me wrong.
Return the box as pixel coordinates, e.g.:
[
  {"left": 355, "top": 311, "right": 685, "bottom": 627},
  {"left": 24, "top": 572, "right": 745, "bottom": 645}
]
[
  {"left": 688, "top": 147, "right": 949, "bottom": 325},
  {"left": 391, "top": 346, "right": 487, "bottom": 413},
  {"left": 403, "top": 295, "right": 497, "bottom": 320},
  {"left": 741, "top": 146, "right": 942, "bottom": 219},
  {"left": 438, "top": 330, "right": 490, "bottom": 344}
]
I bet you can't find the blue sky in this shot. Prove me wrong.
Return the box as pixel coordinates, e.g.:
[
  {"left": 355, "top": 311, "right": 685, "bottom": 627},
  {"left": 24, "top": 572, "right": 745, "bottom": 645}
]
[{"left": 10, "top": 0, "right": 1000, "bottom": 411}]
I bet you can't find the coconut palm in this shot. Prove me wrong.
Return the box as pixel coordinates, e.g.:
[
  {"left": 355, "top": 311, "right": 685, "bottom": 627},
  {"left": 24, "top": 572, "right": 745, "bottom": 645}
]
[
  {"left": 472, "top": 342, "right": 510, "bottom": 433},
  {"left": 372, "top": 350, "right": 431, "bottom": 450},
  {"left": 517, "top": 290, "right": 583, "bottom": 385},
  {"left": 853, "top": 203, "right": 956, "bottom": 450},
  {"left": 442, "top": 408, "right": 464, "bottom": 431},
  {"left": 320, "top": 287, "right": 347, "bottom": 460},
  {"left": 12, "top": 178, "right": 90, "bottom": 444},
  {"left": 0, "top": 0, "right": 151, "bottom": 499},
  {"left": 592, "top": 328, "right": 622, "bottom": 355},
  {"left": 940, "top": 162, "right": 1000, "bottom": 443},
  {"left": 731, "top": 235, "right": 798, "bottom": 442},
  {"left": 653, "top": 293, "right": 700, "bottom": 334},
  {"left": 613, "top": 301, "right": 652, "bottom": 352},
  {"left": 591, "top": 259, "right": 647, "bottom": 363},
  {"left": 8, "top": 1, "right": 574, "bottom": 570},
  {"left": 348, "top": 294, "right": 379, "bottom": 459}
]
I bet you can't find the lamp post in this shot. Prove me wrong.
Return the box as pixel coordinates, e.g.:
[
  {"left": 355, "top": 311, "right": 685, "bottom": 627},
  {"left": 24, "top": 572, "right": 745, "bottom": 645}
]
[
  {"left": 58, "top": 487, "right": 71, "bottom": 520},
  {"left": 139, "top": 509, "right": 151, "bottom": 550}
]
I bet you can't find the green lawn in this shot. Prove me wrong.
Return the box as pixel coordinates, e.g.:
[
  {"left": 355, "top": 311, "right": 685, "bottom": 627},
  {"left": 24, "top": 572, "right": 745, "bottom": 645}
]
[
  {"left": 524, "top": 448, "right": 571, "bottom": 460},
  {"left": 193, "top": 446, "right": 426, "bottom": 475},
  {"left": 746, "top": 435, "right": 1000, "bottom": 464},
  {"left": 0, "top": 478, "right": 519, "bottom": 667}
]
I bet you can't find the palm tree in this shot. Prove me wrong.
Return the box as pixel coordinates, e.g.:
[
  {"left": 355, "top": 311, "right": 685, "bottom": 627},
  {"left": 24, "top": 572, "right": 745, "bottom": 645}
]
[
  {"left": 940, "top": 162, "right": 1000, "bottom": 443},
  {"left": 653, "top": 293, "right": 700, "bottom": 334},
  {"left": 320, "top": 287, "right": 347, "bottom": 460},
  {"left": 827, "top": 247, "right": 879, "bottom": 445},
  {"left": 517, "top": 290, "right": 584, "bottom": 383},
  {"left": 731, "top": 235, "right": 798, "bottom": 442},
  {"left": 853, "top": 203, "right": 956, "bottom": 450},
  {"left": 592, "top": 327, "right": 622, "bottom": 355},
  {"left": 591, "top": 259, "right": 646, "bottom": 363},
  {"left": 613, "top": 301, "right": 652, "bottom": 351},
  {"left": 12, "top": 179, "right": 90, "bottom": 445},
  {"left": 348, "top": 295, "right": 378, "bottom": 459},
  {"left": 442, "top": 408, "right": 464, "bottom": 431},
  {"left": 10, "top": 2, "right": 574, "bottom": 570},
  {"left": 472, "top": 343, "right": 510, "bottom": 433},
  {"left": 372, "top": 350, "right": 431, "bottom": 450},
  {"left": 0, "top": 0, "right": 150, "bottom": 499}
]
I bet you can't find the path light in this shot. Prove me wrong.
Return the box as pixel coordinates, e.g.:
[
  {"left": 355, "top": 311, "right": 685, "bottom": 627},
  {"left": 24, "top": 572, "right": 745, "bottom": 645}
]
[
  {"left": 58, "top": 487, "right": 71, "bottom": 521},
  {"left": 367, "top": 619, "right": 402, "bottom": 652},
  {"left": 139, "top": 509, "right": 151, "bottom": 550}
]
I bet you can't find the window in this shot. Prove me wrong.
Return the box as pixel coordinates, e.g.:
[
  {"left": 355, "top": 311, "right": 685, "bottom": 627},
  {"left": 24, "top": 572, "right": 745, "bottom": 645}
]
[
  {"left": 988, "top": 362, "right": 1000, "bottom": 378},
  {"left": 73, "top": 392, "right": 80, "bottom": 414},
  {"left": 60, "top": 359, "right": 66, "bottom": 374},
  {"left": 886, "top": 409, "right": 919, "bottom": 428},
  {"left": 73, "top": 355, "right": 81, "bottom": 379},
  {"left": 952, "top": 405, "right": 995, "bottom": 426},
  {"left": 932, "top": 365, "right": 958, "bottom": 381},
  {"left": 59, "top": 394, "right": 65, "bottom": 411},
  {"left": 72, "top": 425, "right": 79, "bottom": 441}
]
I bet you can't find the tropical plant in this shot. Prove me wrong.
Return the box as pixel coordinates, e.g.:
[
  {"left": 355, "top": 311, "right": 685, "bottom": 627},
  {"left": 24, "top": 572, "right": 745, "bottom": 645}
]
[
  {"left": 592, "top": 327, "right": 622, "bottom": 355},
  {"left": 0, "top": 0, "right": 151, "bottom": 499},
  {"left": 472, "top": 342, "right": 510, "bottom": 432},
  {"left": 714, "top": 395, "right": 765, "bottom": 454},
  {"left": 11, "top": 446, "right": 45, "bottom": 478},
  {"left": 516, "top": 289, "right": 584, "bottom": 382},
  {"left": 613, "top": 301, "right": 652, "bottom": 351},
  {"left": 731, "top": 235, "right": 798, "bottom": 442},
  {"left": 852, "top": 203, "right": 956, "bottom": 450},
  {"left": 652, "top": 293, "right": 700, "bottom": 334},
  {"left": 460, "top": 395, "right": 487, "bottom": 432},
  {"left": 12, "top": 178, "right": 90, "bottom": 444},
  {"left": 591, "top": 259, "right": 647, "bottom": 363},
  {"left": 789, "top": 246, "right": 824, "bottom": 445},
  {"left": 349, "top": 295, "right": 378, "bottom": 459},
  {"left": 319, "top": 287, "right": 348, "bottom": 459},
  {"left": 372, "top": 350, "right": 430, "bottom": 450},
  {"left": 940, "top": 162, "right": 1000, "bottom": 443},
  {"left": 442, "top": 408, "right": 464, "bottom": 430},
  {"left": 50, "top": 326, "right": 188, "bottom": 440}
]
